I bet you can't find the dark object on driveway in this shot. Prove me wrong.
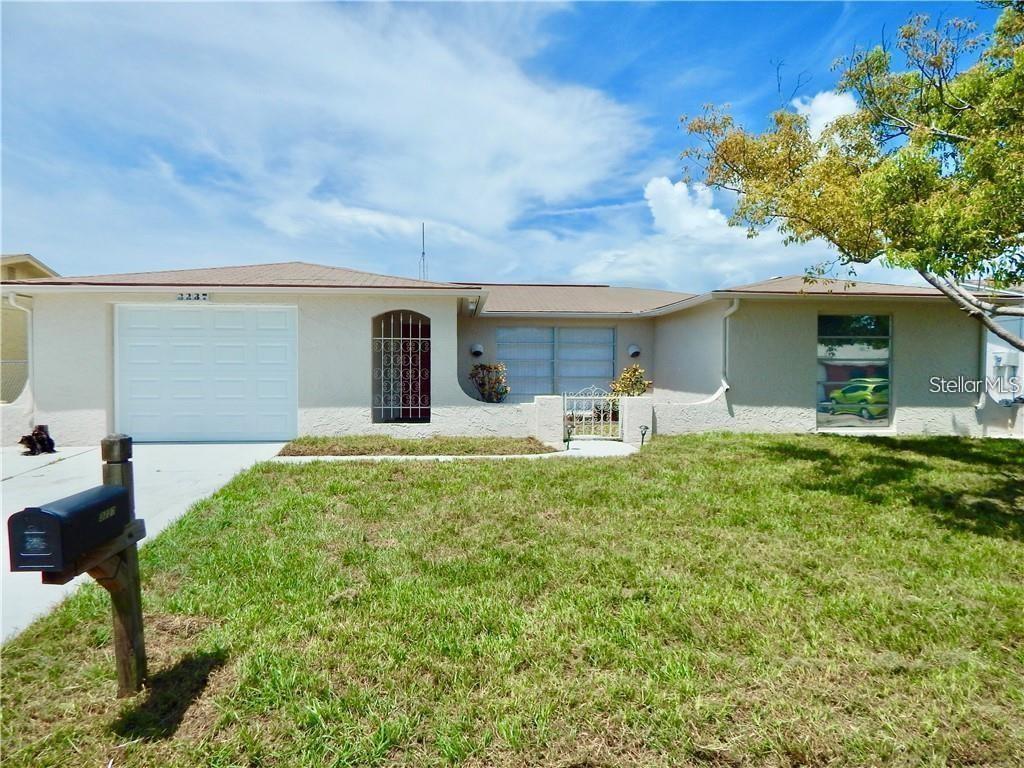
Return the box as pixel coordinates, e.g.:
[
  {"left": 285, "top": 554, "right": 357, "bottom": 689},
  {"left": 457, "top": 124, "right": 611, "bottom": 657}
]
[{"left": 19, "top": 425, "right": 56, "bottom": 455}]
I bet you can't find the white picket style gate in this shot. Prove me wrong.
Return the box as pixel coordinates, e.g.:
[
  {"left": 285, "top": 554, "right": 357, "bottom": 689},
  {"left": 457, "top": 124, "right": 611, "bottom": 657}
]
[{"left": 563, "top": 385, "right": 621, "bottom": 440}]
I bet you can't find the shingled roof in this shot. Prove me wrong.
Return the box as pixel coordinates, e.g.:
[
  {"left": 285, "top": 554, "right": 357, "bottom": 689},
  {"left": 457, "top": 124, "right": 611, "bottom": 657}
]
[
  {"left": 469, "top": 283, "right": 694, "bottom": 315},
  {"left": 4, "top": 261, "right": 474, "bottom": 290},
  {"left": 713, "top": 275, "right": 942, "bottom": 297},
  {"left": 4, "top": 260, "right": 982, "bottom": 313}
]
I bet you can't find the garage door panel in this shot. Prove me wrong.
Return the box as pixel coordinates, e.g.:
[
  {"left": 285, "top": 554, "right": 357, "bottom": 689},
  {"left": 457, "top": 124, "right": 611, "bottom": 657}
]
[
  {"left": 171, "top": 313, "right": 205, "bottom": 330},
  {"left": 124, "top": 342, "right": 162, "bottom": 365},
  {"left": 256, "top": 413, "right": 291, "bottom": 433},
  {"left": 122, "top": 307, "right": 163, "bottom": 331},
  {"left": 116, "top": 305, "right": 297, "bottom": 442},
  {"left": 213, "top": 343, "right": 247, "bottom": 365},
  {"left": 168, "top": 378, "right": 205, "bottom": 399},
  {"left": 170, "top": 343, "right": 204, "bottom": 364},
  {"left": 212, "top": 309, "right": 248, "bottom": 331},
  {"left": 212, "top": 378, "right": 247, "bottom": 399},
  {"left": 256, "top": 342, "right": 290, "bottom": 364},
  {"left": 257, "top": 378, "right": 290, "bottom": 399}
]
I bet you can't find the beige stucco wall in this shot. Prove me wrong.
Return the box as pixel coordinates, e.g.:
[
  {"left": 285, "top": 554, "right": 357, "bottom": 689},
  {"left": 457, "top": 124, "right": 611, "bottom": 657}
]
[
  {"left": 456, "top": 315, "right": 655, "bottom": 397},
  {"left": 653, "top": 297, "right": 1020, "bottom": 438},
  {"left": 651, "top": 300, "right": 724, "bottom": 399},
  {"left": 29, "top": 292, "right": 535, "bottom": 445}
]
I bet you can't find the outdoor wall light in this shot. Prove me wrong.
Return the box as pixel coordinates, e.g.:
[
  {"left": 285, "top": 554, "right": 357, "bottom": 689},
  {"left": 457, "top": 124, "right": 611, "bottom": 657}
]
[
  {"left": 470, "top": 343, "right": 484, "bottom": 357},
  {"left": 627, "top": 344, "right": 641, "bottom": 358}
]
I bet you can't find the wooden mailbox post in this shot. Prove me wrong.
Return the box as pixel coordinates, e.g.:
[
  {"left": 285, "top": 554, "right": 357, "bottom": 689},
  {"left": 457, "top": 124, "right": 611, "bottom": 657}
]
[{"left": 95, "top": 434, "right": 147, "bottom": 696}]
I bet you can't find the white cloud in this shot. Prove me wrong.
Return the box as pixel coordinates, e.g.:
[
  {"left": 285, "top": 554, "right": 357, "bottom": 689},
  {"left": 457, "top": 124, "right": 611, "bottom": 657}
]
[
  {"left": 571, "top": 177, "right": 923, "bottom": 291},
  {"left": 2, "top": 2, "right": 643, "bottom": 274},
  {"left": 791, "top": 90, "right": 858, "bottom": 139}
]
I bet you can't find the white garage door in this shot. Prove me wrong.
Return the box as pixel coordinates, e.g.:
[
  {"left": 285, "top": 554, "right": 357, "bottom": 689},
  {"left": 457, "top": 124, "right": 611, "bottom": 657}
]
[{"left": 116, "top": 305, "right": 298, "bottom": 442}]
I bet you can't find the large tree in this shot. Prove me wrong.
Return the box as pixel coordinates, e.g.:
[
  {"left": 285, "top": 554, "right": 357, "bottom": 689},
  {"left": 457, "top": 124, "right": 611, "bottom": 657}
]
[{"left": 683, "top": 3, "right": 1024, "bottom": 350}]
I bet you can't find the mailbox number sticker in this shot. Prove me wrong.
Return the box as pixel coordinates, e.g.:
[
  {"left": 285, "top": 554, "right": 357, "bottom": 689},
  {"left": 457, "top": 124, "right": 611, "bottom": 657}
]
[
  {"left": 176, "top": 292, "right": 209, "bottom": 302},
  {"left": 97, "top": 506, "right": 116, "bottom": 523}
]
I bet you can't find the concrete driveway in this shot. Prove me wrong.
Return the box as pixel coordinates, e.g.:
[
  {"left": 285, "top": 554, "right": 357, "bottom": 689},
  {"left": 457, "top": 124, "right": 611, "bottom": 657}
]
[{"left": 1, "top": 442, "right": 283, "bottom": 640}]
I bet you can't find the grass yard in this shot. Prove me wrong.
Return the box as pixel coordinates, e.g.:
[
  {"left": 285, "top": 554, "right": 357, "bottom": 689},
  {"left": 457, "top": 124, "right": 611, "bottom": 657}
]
[
  {"left": 2, "top": 433, "right": 1022, "bottom": 767},
  {"left": 279, "top": 435, "right": 555, "bottom": 456}
]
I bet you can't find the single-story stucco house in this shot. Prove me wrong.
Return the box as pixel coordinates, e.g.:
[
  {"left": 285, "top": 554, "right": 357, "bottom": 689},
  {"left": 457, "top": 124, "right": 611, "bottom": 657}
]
[{"left": 1, "top": 261, "right": 1020, "bottom": 446}]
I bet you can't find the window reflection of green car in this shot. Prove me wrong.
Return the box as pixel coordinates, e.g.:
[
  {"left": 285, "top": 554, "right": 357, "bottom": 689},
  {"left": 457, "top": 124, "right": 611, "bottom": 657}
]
[{"left": 828, "top": 378, "right": 889, "bottom": 420}]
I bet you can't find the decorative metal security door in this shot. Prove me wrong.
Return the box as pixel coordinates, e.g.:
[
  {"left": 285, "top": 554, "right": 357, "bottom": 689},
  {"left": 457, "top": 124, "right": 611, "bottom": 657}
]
[
  {"left": 563, "top": 385, "right": 621, "bottom": 439},
  {"left": 372, "top": 311, "right": 430, "bottom": 423}
]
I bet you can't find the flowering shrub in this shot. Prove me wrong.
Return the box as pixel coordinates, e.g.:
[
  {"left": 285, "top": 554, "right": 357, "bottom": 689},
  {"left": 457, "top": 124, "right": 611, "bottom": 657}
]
[
  {"left": 469, "top": 363, "right": 511, "bottom": 403},
  {"left": 610, "top": 364, "right": 652, "bottom": 396}
]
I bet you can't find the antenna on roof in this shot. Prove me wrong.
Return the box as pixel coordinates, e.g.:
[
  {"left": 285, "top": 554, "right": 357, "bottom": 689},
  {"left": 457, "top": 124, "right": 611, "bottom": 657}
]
[{"left": 419, "top": 222, "right": 428, "bottom": 281}]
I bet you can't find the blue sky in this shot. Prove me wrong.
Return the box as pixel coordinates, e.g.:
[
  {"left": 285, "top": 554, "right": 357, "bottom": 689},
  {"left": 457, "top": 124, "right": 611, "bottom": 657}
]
[{"left": 1, "top": 1, "right": 998, "bottom": 291}]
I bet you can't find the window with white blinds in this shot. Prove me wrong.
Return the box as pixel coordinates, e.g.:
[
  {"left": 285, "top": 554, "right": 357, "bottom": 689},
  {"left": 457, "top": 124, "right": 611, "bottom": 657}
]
[{"left": 496, "top": 327, "right": 615, "bottom": 403}]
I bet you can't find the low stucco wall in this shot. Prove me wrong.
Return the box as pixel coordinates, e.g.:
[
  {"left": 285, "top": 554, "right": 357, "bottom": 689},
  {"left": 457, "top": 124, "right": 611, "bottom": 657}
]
[
  {"left": 619, "top": 396, "right": 654, "bottom": 446},
  {"left": 652, "top": 297, "right": 1020, "bottom": 439},
  {"left": 300, "top": 403, "right": 536, "bottom": 439}
]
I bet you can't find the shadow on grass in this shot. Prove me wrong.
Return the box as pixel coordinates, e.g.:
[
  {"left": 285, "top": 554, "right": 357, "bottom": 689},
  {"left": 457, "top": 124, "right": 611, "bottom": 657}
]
[
  {"left": 765, "top": 436, "right": 1024, "bottom": 542},
  {"left": 112, "top": 649, "right": 227, "bottom": 740}
]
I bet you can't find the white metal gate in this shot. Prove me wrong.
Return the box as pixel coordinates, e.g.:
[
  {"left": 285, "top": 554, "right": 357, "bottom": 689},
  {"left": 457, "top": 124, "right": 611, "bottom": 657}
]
[{"left": 563, "top": 385, "right": 621, "bottom": 440}]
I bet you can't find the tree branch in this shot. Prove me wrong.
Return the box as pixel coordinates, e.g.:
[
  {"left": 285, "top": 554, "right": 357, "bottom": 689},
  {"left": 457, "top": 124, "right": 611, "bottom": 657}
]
[
  {"left": 932, "top": 273, "right": 1024, "bottom": 317},
  {"left": 921, "top": 271, "right": 1024, "bottom": 352}
]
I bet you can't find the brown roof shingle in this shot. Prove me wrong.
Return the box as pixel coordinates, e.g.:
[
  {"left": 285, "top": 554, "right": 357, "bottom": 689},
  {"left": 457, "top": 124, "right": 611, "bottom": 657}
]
[
  {"left": 472, "top": 283, "right": 694, "bottom": 314},
  {"left": 5, "top": 261, "right": 470, "bottom": 290},
  {"left": 714, "top": 275, "right": 941, "bottom": 297}
]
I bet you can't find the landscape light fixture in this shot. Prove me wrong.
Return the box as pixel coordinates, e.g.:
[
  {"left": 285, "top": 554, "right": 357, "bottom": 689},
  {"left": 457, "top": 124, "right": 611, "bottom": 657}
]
[{"left": 639, "top": 424, "right": 649, "bottom": 446}]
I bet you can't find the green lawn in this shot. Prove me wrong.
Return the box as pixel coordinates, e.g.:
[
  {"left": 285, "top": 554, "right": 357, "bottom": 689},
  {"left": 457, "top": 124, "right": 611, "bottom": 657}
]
[
  {"left": 279, "top": 435, "right": 555, "bottom": 456},
  {"left": 2, "top": 433, "right": 1022, "bottom": 767}
]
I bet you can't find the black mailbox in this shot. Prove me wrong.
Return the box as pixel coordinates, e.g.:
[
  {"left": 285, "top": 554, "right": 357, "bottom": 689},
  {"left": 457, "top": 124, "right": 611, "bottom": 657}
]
[{"left": 8, "top": 485, "right": 131, "bottom": 572}]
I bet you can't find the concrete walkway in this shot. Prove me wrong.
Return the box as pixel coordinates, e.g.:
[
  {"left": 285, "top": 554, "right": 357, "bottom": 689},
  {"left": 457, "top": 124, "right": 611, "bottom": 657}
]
[
  {"left": 1, "top": 442, "right": 283, "bottom": 640},
  {"left": 272, "top": 439, "right": 638, "bottom": 464}
]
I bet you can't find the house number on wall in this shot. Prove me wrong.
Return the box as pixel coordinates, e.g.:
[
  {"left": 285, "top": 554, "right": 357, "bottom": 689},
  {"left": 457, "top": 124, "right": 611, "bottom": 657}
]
[{"left": 176, "top": 292, "right": 210, "bottom": 301}]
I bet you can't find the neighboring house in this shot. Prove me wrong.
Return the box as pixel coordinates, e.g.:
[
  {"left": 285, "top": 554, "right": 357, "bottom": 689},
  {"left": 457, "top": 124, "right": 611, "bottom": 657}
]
[
  {"left": 1, "top": 262, "right": 1020, "bottom": 445},
  {"left": 1, "top": 254, "right": 58, "bottom": 404},
  {"left": 979, "top": 284, "right": 1023, "bottom": 404},
  {"left": 987, "top": 323, "right": 1024, "bottom": 402}
]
